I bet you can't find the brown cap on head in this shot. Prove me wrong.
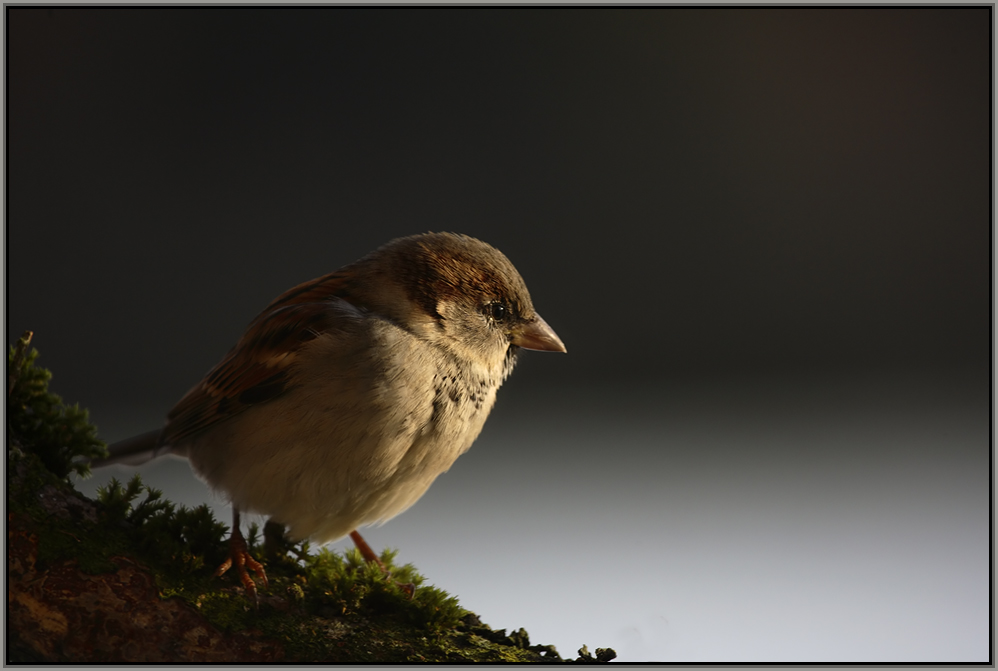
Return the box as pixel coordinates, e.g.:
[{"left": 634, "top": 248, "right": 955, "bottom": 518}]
[{"left": 344, "top": 232, "right": 566, "bottom": 355}]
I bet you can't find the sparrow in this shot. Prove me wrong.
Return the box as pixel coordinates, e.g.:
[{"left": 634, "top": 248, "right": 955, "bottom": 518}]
[{"left": 95, "top": 232, "right": 566, "bottom": 599}]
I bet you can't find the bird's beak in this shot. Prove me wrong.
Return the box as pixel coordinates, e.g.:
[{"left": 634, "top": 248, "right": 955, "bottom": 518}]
[{"left": 512, "top": 314, "right": 567, "bottom": 353}]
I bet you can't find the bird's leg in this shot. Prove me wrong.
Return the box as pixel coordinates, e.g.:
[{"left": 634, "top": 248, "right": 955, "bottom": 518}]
[
  {"left": 215, "top": 508, "right": 269, "bottom": 602},
  {"left": 349, "top": 529, "right": 415, "bottom": 598},
  {"left": 349, "top": 529, "right": 386, "bottom": 570}
]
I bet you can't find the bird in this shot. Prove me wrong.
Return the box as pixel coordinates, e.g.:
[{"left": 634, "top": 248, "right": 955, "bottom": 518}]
[{"left": 93, "top": 232, "right": 566, "bottom": 599}]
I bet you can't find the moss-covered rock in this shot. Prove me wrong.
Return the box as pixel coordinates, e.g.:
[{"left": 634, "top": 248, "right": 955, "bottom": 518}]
[{"left": 7, "top": 332, "right": 615, "bottom": 663}]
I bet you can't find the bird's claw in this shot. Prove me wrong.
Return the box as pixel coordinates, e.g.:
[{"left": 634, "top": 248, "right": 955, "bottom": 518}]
[{"left": 216, "top": 522, "right": 269, "bottom": 603}]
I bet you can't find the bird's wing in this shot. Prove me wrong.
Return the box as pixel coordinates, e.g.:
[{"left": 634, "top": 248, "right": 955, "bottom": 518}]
[{"left": 161, "top": 271, "right": 362, "bottom": 446}]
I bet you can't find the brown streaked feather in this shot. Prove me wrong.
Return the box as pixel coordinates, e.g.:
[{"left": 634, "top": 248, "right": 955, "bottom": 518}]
[
  {"left": 257, "top": 270, "right": 354, "bottom": 315},
  {"left": 161, "top": 279, "right": 361, "bottom": 446}
]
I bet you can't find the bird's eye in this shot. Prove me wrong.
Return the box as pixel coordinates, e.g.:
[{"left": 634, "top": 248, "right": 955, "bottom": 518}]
[{"left": 484, "top": 301, "right": 508, "bottom": 322}]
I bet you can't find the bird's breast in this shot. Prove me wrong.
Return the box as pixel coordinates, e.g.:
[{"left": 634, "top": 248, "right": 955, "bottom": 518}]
[{"left": 184, "top": 317, "right": 504, "bottom": 543}]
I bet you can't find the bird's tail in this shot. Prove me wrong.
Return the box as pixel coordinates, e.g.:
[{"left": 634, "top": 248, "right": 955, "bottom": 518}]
[{"left": 90, "top": 429, "right": 167, "bottom": 468}]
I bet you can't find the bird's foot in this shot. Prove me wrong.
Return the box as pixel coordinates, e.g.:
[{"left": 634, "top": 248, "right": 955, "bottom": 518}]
[
  {"left": 395, "top": 581, "right": 416, "bottom": 598},
  {"left": 216, "top": 523, "right": 269, "bottom": 603}
]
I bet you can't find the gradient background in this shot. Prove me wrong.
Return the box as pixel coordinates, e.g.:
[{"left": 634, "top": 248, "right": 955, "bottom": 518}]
[{"left": 7, "top": 7, "right": 991, "bottom": 662}]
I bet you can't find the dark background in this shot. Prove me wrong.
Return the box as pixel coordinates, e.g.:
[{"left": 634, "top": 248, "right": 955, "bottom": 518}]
[
  {"left": 7, "top": 7, "right": 991, "bottom": 662},
  {"left": 8, "top": 8, "right": 990, "bottom": 397}
]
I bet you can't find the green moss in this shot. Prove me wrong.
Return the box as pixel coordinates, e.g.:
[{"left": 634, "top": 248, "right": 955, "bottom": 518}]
[
  {"left": 7, "top": 333, "right": 615, "bottom": 663},
  {"left": 7, "top": 331, "right": 107, "bottom": 478}
]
